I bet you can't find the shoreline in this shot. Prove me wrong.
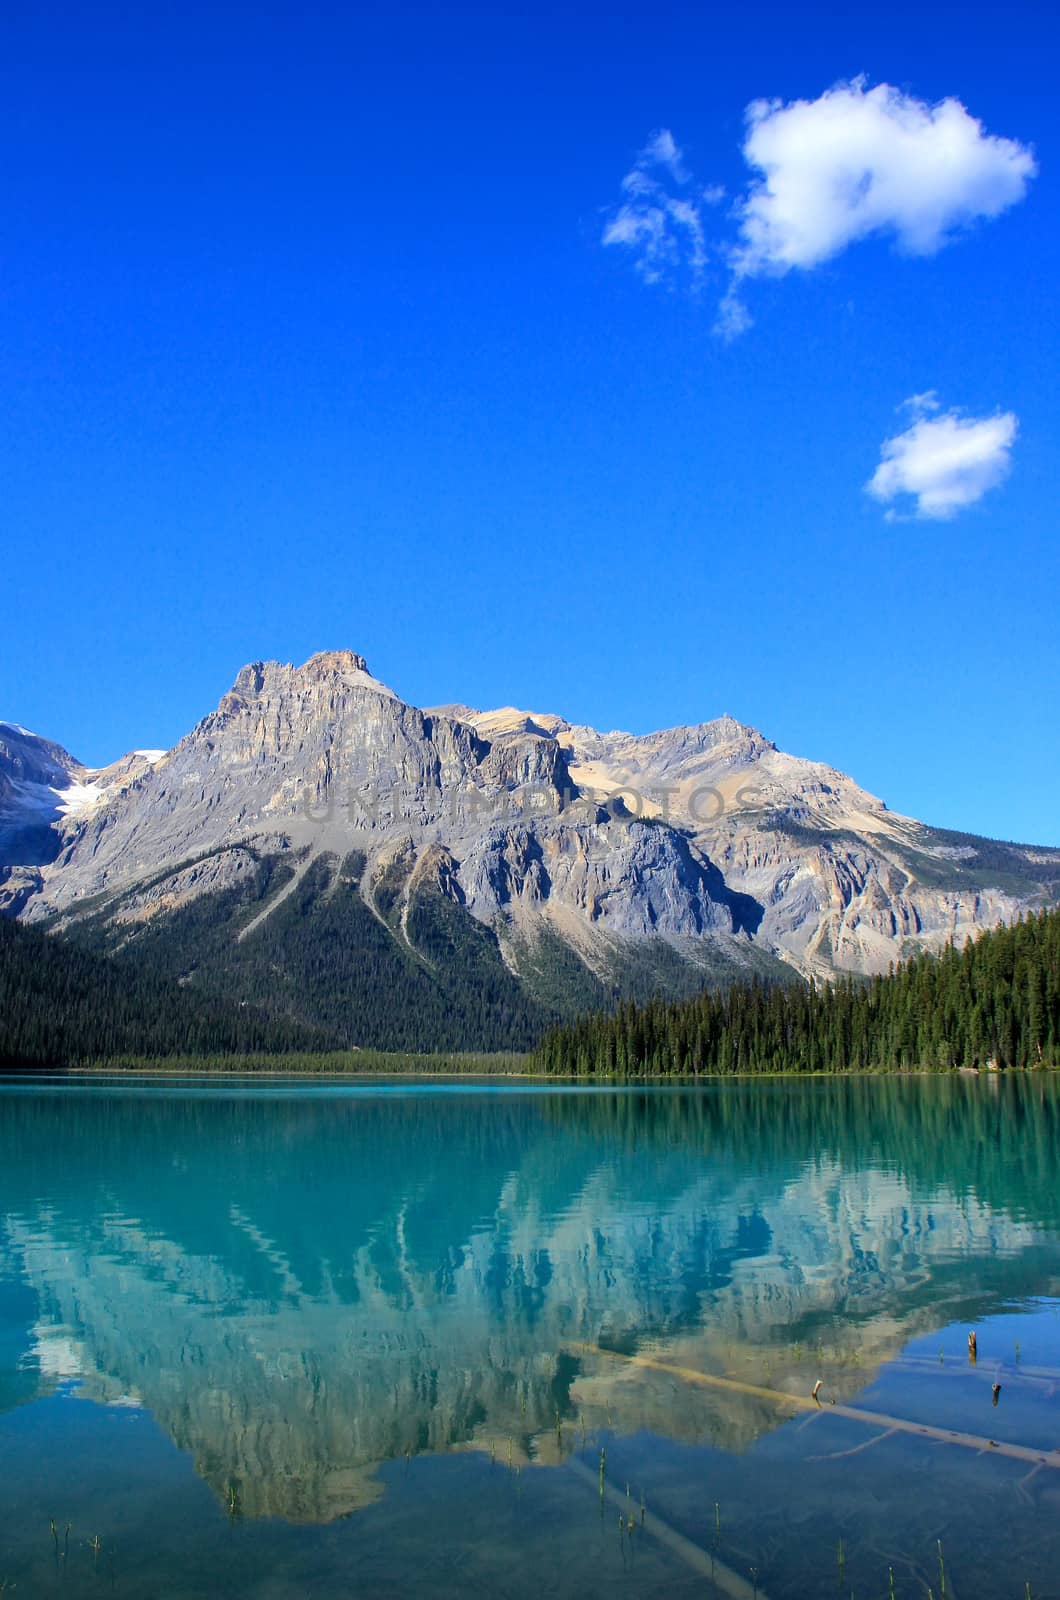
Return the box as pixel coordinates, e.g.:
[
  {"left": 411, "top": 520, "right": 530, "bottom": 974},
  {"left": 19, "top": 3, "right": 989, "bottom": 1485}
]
[{"left": 2, "top": 1060, "right": 1054, "bottom": 1084}]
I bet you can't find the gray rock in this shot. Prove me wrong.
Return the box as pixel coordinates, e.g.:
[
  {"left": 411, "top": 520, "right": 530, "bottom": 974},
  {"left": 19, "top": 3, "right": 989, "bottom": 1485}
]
[{"left": 5, "top": 652, "right": 1059, "bottom": 983}]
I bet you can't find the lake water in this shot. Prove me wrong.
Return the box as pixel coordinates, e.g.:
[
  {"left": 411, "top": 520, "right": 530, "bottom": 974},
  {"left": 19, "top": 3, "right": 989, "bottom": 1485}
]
[{"left": 1, "top": 1074, "right": 1059, "bottom": 1599}]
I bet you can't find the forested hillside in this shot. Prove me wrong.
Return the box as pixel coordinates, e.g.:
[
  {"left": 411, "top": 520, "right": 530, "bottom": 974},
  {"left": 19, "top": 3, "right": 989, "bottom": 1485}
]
[
  {"left": 6, "top": 900, "right": 1059, "bottom": 1074},
  {"left": 0, "top": 916, "right": 332, "bottom": 1066},
  {"left": 45, "top": 851, "right": 578, "bottom": 1053},
  {"left": 533, "top": 909, "right": 1060, "bottom": 1076}
]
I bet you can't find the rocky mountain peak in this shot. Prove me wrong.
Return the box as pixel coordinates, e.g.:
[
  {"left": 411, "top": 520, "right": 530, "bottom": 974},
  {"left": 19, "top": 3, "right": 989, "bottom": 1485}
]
[
  {"left": 0, "top": 722, "right": 83, "bottom": 792},
  {"left": 301, "top": 648, "right": 373, "bottom": 679},
  {"left": 0, "top": 725, "right": 165, "bottom": 884},
  {"left": 215, "top": 650, "right": 398, "bottom": 726},
  {"left": 228, "top": 649, "right": 389, "bottom": 700},
  {"left": 4, "top": 651, "right": 1060, "bottom": 995}
]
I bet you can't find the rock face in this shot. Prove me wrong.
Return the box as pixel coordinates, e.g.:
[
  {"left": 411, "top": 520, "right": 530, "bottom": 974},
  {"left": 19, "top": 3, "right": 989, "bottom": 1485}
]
[
  {"left": 0, "top": 722, "right": 166, "bottom": 913},
  {"left": 3, "top": 651, "right": 1059, "bottom": 1029},
  {"left": 0, "top": 721, "right": 87, "bottom": 868}
]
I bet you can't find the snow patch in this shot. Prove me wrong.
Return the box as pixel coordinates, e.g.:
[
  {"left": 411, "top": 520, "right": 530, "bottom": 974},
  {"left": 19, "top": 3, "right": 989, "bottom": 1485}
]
[{"left": 53, "top": 780, "right": 103, "bottom": 816}]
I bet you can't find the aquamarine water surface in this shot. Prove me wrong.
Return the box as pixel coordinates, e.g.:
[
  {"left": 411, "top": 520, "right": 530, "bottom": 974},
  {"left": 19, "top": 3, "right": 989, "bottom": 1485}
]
[{"left": 1, "top": 1074, "right": 1058, "bottom": 1598}]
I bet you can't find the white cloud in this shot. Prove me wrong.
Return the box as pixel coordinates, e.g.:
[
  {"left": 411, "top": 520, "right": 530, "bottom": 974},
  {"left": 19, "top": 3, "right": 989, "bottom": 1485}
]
[
  {"left": 714, "top": 286, "right": 753, "bottom": 341},
  {"left": 601, "top": 129, "right": 712, "bottom": 287},
  {"left": 734, "top": 80, "right": 1037, "bottom": 278},
  {"left": 902, "top": 389, "right": 942, "bottom": 416},
  {"left": 867, "top": 395, "right": 1018, "bottom": 520},
  {"left": 641, "top": 128, "right": 688, "bottom": 182},
  {"left": 602, "top": 82, "right": 1036, "bottom": 333}
]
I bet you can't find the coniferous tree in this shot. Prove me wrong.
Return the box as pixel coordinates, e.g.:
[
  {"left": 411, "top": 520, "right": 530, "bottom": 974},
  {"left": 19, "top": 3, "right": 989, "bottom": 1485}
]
[{"left": 533, "top": 910, "right": 1060, "bottom": 1079}]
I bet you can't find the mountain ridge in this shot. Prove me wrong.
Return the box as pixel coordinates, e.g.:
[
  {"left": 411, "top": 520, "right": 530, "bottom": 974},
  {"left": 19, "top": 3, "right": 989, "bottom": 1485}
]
[{"left": 2, "top": 649, "right": 1058, "bottom": 1050}]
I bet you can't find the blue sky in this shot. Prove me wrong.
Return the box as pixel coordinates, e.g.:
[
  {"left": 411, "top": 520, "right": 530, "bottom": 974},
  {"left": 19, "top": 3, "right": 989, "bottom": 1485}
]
[{"left": 2, "top": 0, "right": 1057, "bottom": 843}]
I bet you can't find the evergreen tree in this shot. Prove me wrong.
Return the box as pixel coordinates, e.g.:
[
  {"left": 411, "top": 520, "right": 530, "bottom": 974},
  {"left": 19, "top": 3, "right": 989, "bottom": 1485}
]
[{"left": 532, "top": 910, "right": 1060, "bottom": 1079}]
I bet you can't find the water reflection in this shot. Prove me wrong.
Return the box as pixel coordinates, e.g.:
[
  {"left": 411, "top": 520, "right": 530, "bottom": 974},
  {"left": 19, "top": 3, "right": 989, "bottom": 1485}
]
[{"left": 1, "top": 1075, "right": 1058, "bottom": 1522}]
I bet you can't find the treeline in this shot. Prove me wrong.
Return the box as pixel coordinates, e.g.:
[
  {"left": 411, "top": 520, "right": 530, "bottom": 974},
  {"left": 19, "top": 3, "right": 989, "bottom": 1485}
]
[
  {"left": 7, "top": 889, "right": 1059, "bottom": 1075},
  {"left": 0, "top": 916, "right": 332, "bottom": 1068},
  {"left": 60, "top": 851, "right": 563, "bottom": 1054},
  {"left": 532, "top": 908, "right": 1060, "bottom": 1076},
  {"left": 72, "top": 1050, "right": 527, "bottom": 1075},
  {"left": 0, "top": 881, "right": 544, "bottom": 1067}
]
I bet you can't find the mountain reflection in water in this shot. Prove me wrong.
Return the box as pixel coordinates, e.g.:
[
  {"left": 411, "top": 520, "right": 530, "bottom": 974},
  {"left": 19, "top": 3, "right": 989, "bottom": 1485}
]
[{"left": 1, "top": 1074, "right": 1058, "bottom": 1523}]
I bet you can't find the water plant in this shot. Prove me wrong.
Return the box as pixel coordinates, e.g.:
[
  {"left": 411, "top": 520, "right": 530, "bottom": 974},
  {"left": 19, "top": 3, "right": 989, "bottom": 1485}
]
[
  {"left": 888, "top": 1567, "right": 896, "bottom": 1600},
  {"left": 48, "top": 1521, "right": 70, "bottom": 1565},
  {"left": 837, "top": 1536, "right": 845, "bottom": 1575},
  {"left": 937, "top": 1540, "right": 947, "bottom": 1596}
]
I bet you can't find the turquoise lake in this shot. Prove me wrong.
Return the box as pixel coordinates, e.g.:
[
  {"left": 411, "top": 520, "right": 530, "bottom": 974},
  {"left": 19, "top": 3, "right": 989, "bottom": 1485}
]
[{"left": 1, "top": 1074, "right": 1059, "bottom": 1598}]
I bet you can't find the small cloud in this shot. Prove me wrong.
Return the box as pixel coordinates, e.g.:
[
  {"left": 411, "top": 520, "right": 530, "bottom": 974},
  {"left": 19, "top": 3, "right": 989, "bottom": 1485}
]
[
  {"left": 602, "top": 129, "right": 715, "bottom": 288},
  {"left": 714, "top": 286, "right": 752, "bottom": 341},
  {"left": 867, "top": 397, "right": 1018, "bottom": 520},
  {"left": 641, "top": 128, "right": 688, "bottom": 182},
  {"left": 602, "top": 83, "right": 1036, "bottom": 334},
  {"left": 902, "top": 390, "right": 941, "bottom": 415},
  {"left": 733, "top": 81, "right": 1036, "bottom": 281}
]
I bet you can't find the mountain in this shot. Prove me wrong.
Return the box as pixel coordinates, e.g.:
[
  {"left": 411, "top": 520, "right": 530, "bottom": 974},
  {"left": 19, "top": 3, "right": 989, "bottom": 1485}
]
[
  {"left": 2, "top": 650, "right": 1058, "bottom": 1052},
  {"left": 0, "top": 719, "right": 165, "bottom": 912}
]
